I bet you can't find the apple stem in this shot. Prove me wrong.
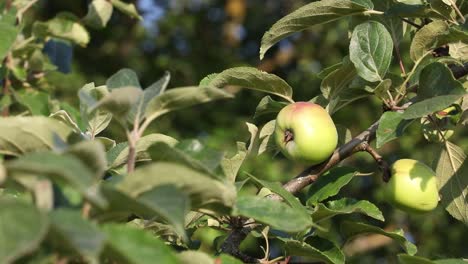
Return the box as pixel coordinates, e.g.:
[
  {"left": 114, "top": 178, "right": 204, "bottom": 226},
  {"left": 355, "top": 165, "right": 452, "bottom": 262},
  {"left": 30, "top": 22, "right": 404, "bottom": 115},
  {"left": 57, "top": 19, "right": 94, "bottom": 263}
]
[
  {"left": 284, "top": 130, "right": 294, "bottom": 143},
  {"left": 361, "top": 143, "right": 391, "bottom": 182}
]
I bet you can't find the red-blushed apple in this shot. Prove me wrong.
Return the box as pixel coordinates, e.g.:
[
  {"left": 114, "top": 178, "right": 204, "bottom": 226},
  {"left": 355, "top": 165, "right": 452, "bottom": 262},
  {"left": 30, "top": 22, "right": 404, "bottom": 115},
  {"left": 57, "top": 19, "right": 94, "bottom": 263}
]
[
  {"left": 386, "top": 159, "right": 439, "bottom": 214},
  {"left": 274, "top": 102, "right": 338, "bottom": 165}
]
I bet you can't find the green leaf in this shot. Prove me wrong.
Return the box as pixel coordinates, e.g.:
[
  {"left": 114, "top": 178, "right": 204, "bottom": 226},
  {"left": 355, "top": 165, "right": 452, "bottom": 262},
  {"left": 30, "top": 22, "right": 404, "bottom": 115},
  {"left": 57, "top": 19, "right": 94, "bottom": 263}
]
[
  {"left": 377, "top": 112, "right": 413, "bottom": 148},
  {"left": 373, "top": 79, "right": 393, "bottom": 100},
  {"left": 402, "top": 95, "right": 464, "bottom": 119},
  {"left": 83, "top": 0, "right": 114, "bottom": 29},
  {"left": 336, "top": 124, "right": 352, "bottom": 147},
  {"left": 418, "top": 62, "right": 465, "bottom": 100},
  {"left": 66, "top": 140, "right": 107, "bottom": 179},
  {"left": 0, "top": 198, "right": 49, "bottom": 264},
  {"left": 312, "top": 198, "right": 384, "bottom": 222},
  {"left": 321, "top": 57, "right": 368, "bottom": 114},
  {"left": 137, "top": 185, "right": 190, "bottom": 239},
  {"left": 434, "top": 259, "right": 468, "bottom": 264},
  {"left": 0, "top": 10, "right": 19, "bottom": 60},
  {"left": 116, "top": 162, "right": 236, "bottom": 213},
  {"left": 233, "top": 195, "right": 311, "bottom": 232},
  {"left": 386, "top": 3, "right": 449, "bottom": 19},
  {"left": 205, "top": 67, "right": 293, "bottom": 102},
  {"left": 106, "top": 68, "right": 141, "bottom": 90},
  {"left": 50, "top": 110, "right": 82, "bottom": 133},
  {"left": 110, "top": 0, "right": 142, "bottom": 20},
  {"left": 258, "top": 120, "right": 277, "bottom": 155},
  {"left": 433, "top": 141, "right": 468, "bottom": 224},
  {"left": 254, "top": 96, "right": 288, "bottom": 120},
  {"left": 33, "top": 12, "right": 90, "bottom": 47},
  {"left": 128, "top": 71, "right": 170, "bottom": 122},
  {"left": 6, "top": 152, "right": 107, "bottom": 208},
  {"left": 429, "top": 0, "right": 454, "bottom": 22},
  {"left": 178, "top": 251, "right": 213, "bottom": 264},
  {"left": 259, "top": 0, "right": 371, "bottom": 59},
  {"left": 307, "top": 167, "right": 357, "bottom": 206},
  {"left": 221, "top": 142, "right": 247, "bottom": 182},
  {"left": 281, "top": 237, "right": 345, "bottom": 264},
  {"left": 398, "top": 254, "right": 436, "bottom": 264},
  {"left": 215, "top": 254, "right": 244, "bottom": 264},
  {"left": 176, "top": 139, "right": 224, "bottom": 172},
  {"left": 0, "top": 116, "right": 74, "bottom": 156},
  {"left": 248, "top": 175, "right": 306, "bottom": 211},
  {"left": 349, "top": 21, "right": 393, "bottom": 82},
  {"left": 78, "top": 83, "right": 112, "bottom": 137},
  {"left": 410, "top": 21, "right": 468, "bottom": 62},
  {"left": 340, "top": 221, "right": 417, "bottom": 255},
  {"left": 101, "top": 224, "right": 178, "bottom": 264},
  {"left": 107, "top": 133, "right": 178, "bottom": 169},
  {"left": 449, "top": 41, "right": 468, "bottom": 61},
  {"left": 49, "top": 209, "right": 105, "bottom": 263},
  {"left": 90, "top": 86, "right": 142, "bottom": 119},
  {"left": 14, "top": 90, "right": 50, "bottom": 116},
  {"left": 144, "top": 86, "right": 233, "bottom": 122}
]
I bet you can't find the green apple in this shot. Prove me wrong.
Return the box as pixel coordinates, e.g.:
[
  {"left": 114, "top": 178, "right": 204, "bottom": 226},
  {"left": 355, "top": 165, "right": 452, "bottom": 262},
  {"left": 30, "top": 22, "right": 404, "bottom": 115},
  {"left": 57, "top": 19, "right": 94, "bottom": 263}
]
[
  {"left": 386, "top": 159, "right": 439, "bottom": 214},
  {"left": 274, "top": 102, "right": 338, "bottom": 165}
]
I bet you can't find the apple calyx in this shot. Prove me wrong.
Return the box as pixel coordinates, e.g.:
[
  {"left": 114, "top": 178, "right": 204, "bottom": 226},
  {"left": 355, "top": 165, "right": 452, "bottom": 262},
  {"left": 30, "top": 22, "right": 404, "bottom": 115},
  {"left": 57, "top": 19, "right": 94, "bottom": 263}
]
[{"left": 284, "top": 130, "right": 294, "bottom": 143}]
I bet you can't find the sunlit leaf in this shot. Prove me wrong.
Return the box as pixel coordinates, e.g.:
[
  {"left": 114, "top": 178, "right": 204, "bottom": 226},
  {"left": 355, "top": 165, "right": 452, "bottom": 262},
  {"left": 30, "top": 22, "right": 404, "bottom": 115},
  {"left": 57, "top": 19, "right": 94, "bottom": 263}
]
[
  {"left": 260, "top": 0, "right": 371, "bottom": 59},
  {"left": 312, "top": 198, "right": 384, "bottom": 222},
  {"left": 377, "top": 112, "right": 413, "bottom": 148},
  {"left": 205, "top": 67, "right": 293, "bottom": 102}
]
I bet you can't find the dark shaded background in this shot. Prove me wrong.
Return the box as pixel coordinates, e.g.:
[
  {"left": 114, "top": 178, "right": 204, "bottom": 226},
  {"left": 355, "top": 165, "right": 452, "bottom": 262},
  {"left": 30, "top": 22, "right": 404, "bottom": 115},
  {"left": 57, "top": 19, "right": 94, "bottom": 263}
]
[{"left": 30, "top": 0, "right": 468, "bottom": 262}]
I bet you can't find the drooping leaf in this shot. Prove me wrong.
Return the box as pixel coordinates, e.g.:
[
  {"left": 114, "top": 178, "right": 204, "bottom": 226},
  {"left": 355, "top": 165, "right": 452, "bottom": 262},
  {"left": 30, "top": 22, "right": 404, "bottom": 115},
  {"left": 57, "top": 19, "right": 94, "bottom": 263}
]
[
  {"left": 6, "top": 152, "right": 106, "bottom": 207},
  {"left": 83, "top": 0, "right": 114, "bottom": 29},
  {"left": 233, "top": 195, "right": 311, "bottom": 232},
  {"left": 433, "top": 141, "right": 468, "bottom": 224},
  {"left": 49, "top": 209, "right": 105, "bottom": 263},
  {"left": 144, "top": 86, "right": 233, "bottom": 122},
  {"left": 307, "top": 167, "right": 357, "bottom": 206},
  {"left": 0, "top": 9, "right": 19, "bottom": 60},
  {"left": 107, "top": 133, "right": 178, "bottom": 169},
  {"left": 221, "top": 142, "right": 248, "bottom": 182},
  {"left": 106, "top": 68, "right": 141, "bottom": 90},
  {"left": 280, "top": 237, "right": 345, "bottom": 264},
  {"left": 410, "top": 21, "right": 468, "bottom": 62},
  {"left": 402, "top": 95, "right": 464, "bottom": 119},
  {"left": 176, "top": 139, "right": 225, "bottom": 172},
  {"left": 33, "top": 12, "right": 90, "bottom": 47},
  {"left": 116, "top": 162, "right": 236, "bottom": 213},
  {"left": 205, "top": 67, "right": 293, "bottom": 102},
  {"left": 0, "top": 198, "right": 49, "bottom": 264},
  {"left": 128, "top": 71, "right": 170, "bottom": 122},
  {"left": 101, "top": 224, "right": 178, "bottom": 264},
  {"left": 259, "top": 0, "right": 372, "bottom": 59},
  {"left": 110, "top": 0, "right": 142, "bottom": 20},
  {"left": 377, "top": 111, "right": 413, "bottom": 148},
  {"left": 0, "top": 116, "right": 74, "bottom": 156},
  {"left": 312, "top": 198, "right": 384, "bottom": 222},
  {"left": 349, "top": 21, "right": 393, "bottom": 82},
  {"left": 340, "top": 221, "right": 417, "bottom": 255}
]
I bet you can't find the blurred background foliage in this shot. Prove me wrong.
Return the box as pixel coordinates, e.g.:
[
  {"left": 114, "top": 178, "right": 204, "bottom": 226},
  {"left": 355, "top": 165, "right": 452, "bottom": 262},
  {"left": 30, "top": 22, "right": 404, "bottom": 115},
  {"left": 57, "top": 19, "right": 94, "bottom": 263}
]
[{"left": 22, "top": 0, "right": 468, "bottom": 262}]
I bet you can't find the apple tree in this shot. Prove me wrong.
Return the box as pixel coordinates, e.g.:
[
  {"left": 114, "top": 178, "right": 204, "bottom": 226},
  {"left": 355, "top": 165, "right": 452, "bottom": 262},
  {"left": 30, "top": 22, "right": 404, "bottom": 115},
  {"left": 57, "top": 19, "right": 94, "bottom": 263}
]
[{"left": 0, "top": 0, "right": 467, "bottom": 263}]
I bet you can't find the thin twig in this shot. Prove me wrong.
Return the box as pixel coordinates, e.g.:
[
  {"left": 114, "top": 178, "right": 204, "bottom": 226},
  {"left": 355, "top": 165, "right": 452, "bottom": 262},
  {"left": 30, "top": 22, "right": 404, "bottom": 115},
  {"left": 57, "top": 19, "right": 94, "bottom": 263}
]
[
  {"left": 362, "top": 143, "right": 391, "bottom": 182},
  {"left": 400, "top": 17, "right": 422, "bottom": 29}
]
